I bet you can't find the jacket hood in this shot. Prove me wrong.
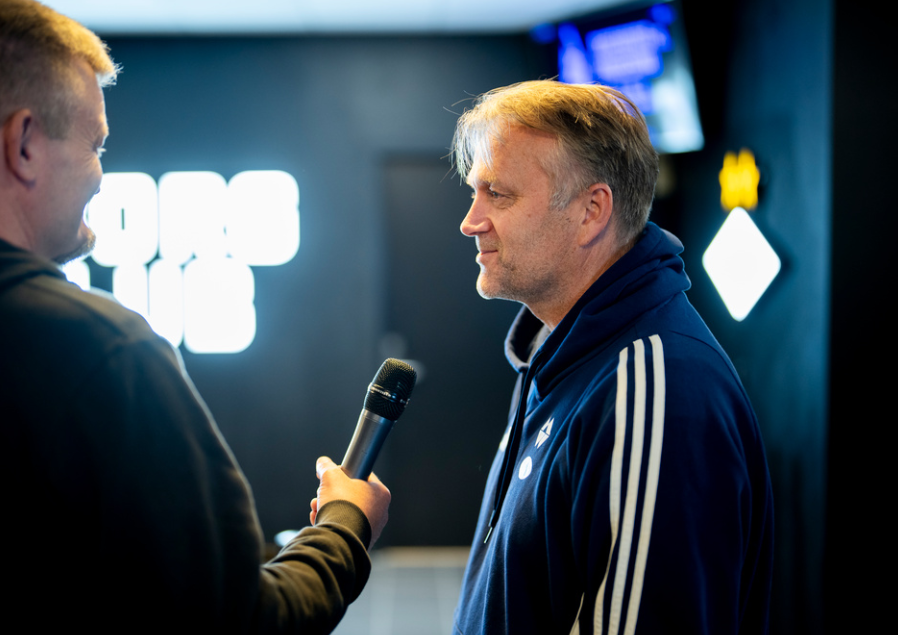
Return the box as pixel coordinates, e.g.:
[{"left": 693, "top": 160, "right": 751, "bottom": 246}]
[
  {"left": 0, "top": 239, "right": 65, "bottom": 295},
  {"left": 504, "top": 222, "right": 691, "bottom": 394}
]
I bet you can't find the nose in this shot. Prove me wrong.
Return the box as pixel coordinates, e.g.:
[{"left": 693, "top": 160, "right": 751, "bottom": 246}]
[{"left": 460, "top": 196, "right": 490, "bottom": 237}]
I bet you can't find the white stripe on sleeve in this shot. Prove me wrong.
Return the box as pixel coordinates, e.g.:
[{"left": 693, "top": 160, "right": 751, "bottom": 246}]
[
  {"left": 593, "top": 337, "right": 666, "bottom": 635},
  {"left": 608, "top": 339, "right": 648, "bottom": 635},
  {"left": 594, "top": 346, "right": 629, "bottom": 635},
  {"left": 623, "top": 335, "right": 666, "bottom": 635},
  {"left": 569, "top": 594, "right": 584, "bottom": 635}
]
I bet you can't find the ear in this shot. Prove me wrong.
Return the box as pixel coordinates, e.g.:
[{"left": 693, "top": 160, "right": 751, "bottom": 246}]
[
  {"left": 576, "top": 182, "right": 614, "bottom": 247},
  {"left": 2, "top": 109, "right": 40, "bottom": 186}
]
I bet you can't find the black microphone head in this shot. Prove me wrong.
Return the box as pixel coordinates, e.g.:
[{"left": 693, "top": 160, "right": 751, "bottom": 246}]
[{"left": 365, "top": 358, "right": 417, "bottom": 421}]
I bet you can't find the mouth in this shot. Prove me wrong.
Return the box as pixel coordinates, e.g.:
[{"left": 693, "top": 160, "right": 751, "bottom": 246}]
[{"left": 476, "top": 239, "right": 498, "bottom": 255}]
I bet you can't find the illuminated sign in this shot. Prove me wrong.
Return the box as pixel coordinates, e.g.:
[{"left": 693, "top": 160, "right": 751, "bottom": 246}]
[
  {"left": 718, "top": 149, "right": 760, "bottom": 211},
  {"left": 703, "top": 150, "right": 780, "bottom": 320},
  {"left": 702, "top": 208, "right": 780, "bottom": 321},
  {"left": 64, "top": 170, "right": 299, "bottom": 353}
]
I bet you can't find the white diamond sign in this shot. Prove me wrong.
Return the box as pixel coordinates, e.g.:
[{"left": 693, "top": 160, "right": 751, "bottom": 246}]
[{"left": 702, "top": 208, "right": 780, "bottom": 321}]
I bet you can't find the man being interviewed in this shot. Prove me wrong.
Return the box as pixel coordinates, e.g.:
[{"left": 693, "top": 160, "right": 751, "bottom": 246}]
[{"left": 451, "top": 81, "right": 773, "bottom": 635}]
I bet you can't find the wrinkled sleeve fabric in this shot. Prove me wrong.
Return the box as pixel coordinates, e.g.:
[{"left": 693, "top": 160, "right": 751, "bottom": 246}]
[{"left": 255, "top": 501, "right": 372, "bottom": 634}]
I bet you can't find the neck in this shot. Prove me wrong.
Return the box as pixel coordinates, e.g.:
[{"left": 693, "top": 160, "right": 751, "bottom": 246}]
[
  {"left": 529, "top": 236, "right": 632, "bottom": 330},
  {"left": 0, "top": 206, "right": 36, "bottom": 256}
]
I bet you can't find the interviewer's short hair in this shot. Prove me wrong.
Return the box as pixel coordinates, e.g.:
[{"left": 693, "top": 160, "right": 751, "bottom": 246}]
[
  {"left": 0, "top": 0, "right": 118, "bottom": 139},
  {"left": 453, "top": 80, "right": 659, "bottom": 243}
]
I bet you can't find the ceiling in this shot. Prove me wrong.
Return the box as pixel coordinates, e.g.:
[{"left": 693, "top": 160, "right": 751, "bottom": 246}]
[{"left": 45, "top": 0, "right": 630, "bottom": 36}]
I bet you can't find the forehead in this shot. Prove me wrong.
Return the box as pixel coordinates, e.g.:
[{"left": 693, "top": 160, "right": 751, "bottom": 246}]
[
  {"left": 67, "top": 58, "right": 108, "bottom": 128},
  {"left": 467, "top": 126, "right": 558, "bottom": 187}
]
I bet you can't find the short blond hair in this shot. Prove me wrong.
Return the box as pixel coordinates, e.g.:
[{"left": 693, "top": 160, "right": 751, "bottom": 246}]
[
  {"left": 0, "top": 0, "right": 118, "bottom": 138},
  {"left": 453, "top": 80, "right": 659, "bottom": 243}
]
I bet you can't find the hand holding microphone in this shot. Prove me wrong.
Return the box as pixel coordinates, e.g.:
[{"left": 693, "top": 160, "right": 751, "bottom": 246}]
[
  {"left": 311, "top": 358, "right": 416, "bottom": 547},
  {"left": 312, "top": 456, "right": 392, "bottom": 547}
]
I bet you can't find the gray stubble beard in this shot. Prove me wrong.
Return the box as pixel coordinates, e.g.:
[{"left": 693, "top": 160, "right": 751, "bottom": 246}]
[{"left": 54, "top": 227, "right": 97, "bottom": 265}]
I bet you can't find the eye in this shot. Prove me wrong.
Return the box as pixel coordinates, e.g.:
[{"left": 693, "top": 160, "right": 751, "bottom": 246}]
[{"left": 470, "top": 185, "right": 506, "bottom": 202}]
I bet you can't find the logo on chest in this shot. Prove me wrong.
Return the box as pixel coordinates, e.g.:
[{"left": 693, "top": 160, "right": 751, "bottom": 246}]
[
  {"left": 518, "top": 417, "right": 555, "bottom": 480},
  {"left": 535, "top": 417, "right": 554, "bottom": 449}
]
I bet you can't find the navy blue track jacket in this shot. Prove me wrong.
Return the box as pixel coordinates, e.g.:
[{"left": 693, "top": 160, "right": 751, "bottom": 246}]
[{"left": 454, "top": 223, "right": 774, "bottom": 635}]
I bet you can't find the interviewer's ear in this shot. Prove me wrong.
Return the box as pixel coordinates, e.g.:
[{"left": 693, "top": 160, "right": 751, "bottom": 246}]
[
  {"left": 577, "top": 182, "right": 614, "bottom": 247},
  {"left": 2, "top": 109, "right": 40, "bottom": 186}
]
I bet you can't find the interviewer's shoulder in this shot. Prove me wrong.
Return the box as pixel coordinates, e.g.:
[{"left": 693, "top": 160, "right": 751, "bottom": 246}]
[
  {"left": 0, "top": 261, "right": 171, "bottom": 396},
  {"left": 5, "top": 268, "right": 157, "bottom": 347}
]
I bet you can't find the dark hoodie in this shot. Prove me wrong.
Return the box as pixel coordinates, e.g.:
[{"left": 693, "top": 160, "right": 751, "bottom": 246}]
[
  {"left": 0, "top": 238, "right": 372, "bottom": 632},
  {"left": 454, "top": 223, "right": 773, "bottom": 635}
]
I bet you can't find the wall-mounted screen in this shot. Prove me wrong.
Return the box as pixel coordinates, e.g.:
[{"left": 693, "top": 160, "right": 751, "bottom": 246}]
[{"left": 550, "top": 0, "right": 703, "bottom": 153}]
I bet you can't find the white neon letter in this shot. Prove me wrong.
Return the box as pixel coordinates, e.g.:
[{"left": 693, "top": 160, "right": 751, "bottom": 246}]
[
  {"left": 159, "top": 171, "right": 229, "bottom": 265},
  {"left": 148, "top": 259, "right": 185, "bottom": 347},
  {"left": 87, "top": 172, "right": 159, "bottom": 267},
  {"left": 183, "top": 258, "right": 256, "bottom": 354},
  {"left": 226, "top": 170, "right": 300, "bottom": 266},
  {"left": 112, "top": 264, "right": 149, "bottom": 318}
]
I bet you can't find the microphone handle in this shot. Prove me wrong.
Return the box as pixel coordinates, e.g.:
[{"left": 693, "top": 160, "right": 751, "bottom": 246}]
[{"left": 341, "top": 409, "right": 395, "bottom": 480}]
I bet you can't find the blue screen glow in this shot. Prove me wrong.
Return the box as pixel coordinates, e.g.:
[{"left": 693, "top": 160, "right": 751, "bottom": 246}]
[{"left": 556, "top": 1, "right": 703, "bottom": 153}]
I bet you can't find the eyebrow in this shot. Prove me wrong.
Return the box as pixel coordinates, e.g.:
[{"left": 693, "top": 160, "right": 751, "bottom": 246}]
[{"left": 466, "top": 165, "right": 497, "bottom": 188}]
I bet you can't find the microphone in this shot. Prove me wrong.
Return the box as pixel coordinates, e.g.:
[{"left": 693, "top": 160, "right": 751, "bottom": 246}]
[{"left": 341, "top": 358, "right": 417, "bottom": 480}]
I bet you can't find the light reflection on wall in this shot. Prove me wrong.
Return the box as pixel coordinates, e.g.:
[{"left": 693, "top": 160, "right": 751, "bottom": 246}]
[{"left": 63, "top": 170, "right": 299, "bottom": 353}]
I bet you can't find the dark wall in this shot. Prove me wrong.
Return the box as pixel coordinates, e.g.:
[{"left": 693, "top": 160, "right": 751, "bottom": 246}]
[
  {"left": 829, "top": 1, "right": 893, "bottom": 632},
  {"left": 673, "top": 0, "right": 831, "bottom": 632},
  {"left": 99, "top": 34, "right": 543, "bottom": 546}
]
